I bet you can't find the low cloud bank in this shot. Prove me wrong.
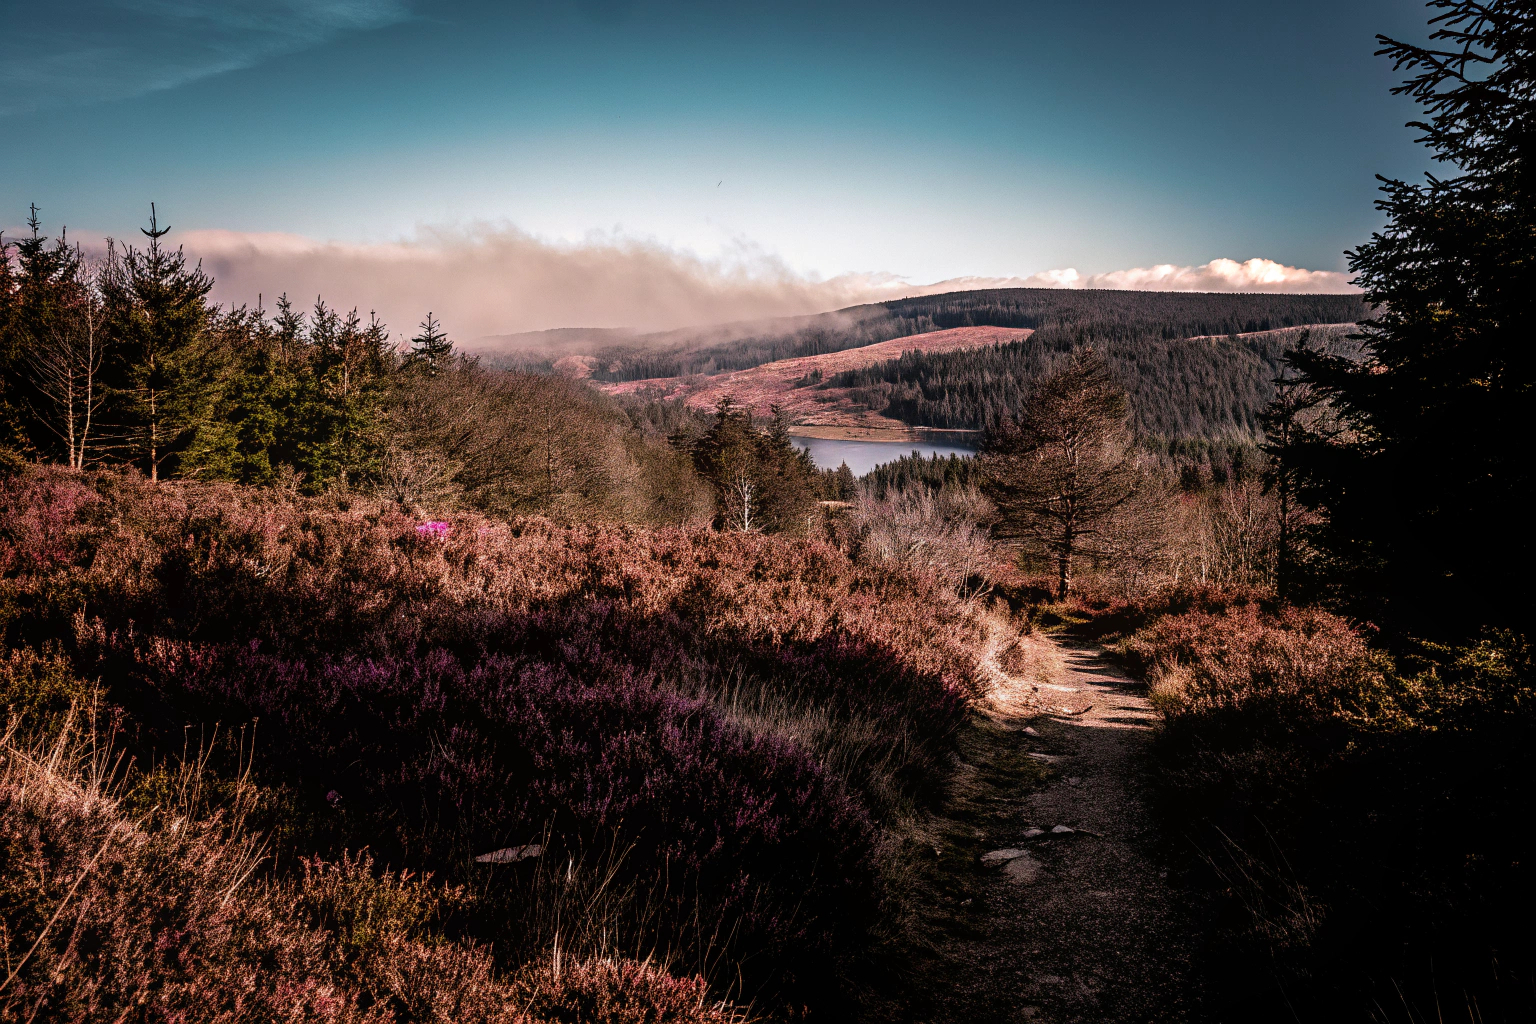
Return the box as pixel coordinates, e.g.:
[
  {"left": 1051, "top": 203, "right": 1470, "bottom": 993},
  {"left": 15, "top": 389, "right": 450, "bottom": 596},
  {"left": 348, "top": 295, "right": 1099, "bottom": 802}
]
[
  {"left": 923, "top": 258, "right": 1356, "bottom": 295},
  {"left": 181, "top": 225, "right": 1357, "bottom": 344}
]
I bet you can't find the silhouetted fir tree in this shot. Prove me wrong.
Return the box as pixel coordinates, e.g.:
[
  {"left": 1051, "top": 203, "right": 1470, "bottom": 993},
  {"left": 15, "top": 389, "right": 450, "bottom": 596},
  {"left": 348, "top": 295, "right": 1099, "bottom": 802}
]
[
  {"left": 408, "top": 312, "right": 453, "bottom": 376},
  {"left": 1289, "top": 2, "right": 1536, "bottom": 635},
  {"left": 101, "top": 205, "right": 217, "bottom": 481},
  {"left": 1260, "top": 332, "right": 1332, "bottom": 601}
]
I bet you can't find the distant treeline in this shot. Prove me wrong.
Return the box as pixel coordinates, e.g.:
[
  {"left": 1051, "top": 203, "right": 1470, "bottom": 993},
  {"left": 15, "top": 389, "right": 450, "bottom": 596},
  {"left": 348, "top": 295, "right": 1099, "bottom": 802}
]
[
  {"left": 830, "top": 323, "right": 1360, "bottom": 436},
  {"left": 877, "top": 288, "right": 1365, "bottom": 338},
  {"left": 862, "top": 452, "right": 981, "bottom": 496},
  {"left": 574, "top": 289, "right": 1366, "bottom": 384}
]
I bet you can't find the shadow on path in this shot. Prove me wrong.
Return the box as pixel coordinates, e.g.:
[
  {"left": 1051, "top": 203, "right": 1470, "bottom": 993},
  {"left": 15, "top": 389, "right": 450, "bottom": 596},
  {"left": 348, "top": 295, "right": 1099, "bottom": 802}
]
[{"left": 923, "top": 636, "right": 1202, "bottom": 1024}]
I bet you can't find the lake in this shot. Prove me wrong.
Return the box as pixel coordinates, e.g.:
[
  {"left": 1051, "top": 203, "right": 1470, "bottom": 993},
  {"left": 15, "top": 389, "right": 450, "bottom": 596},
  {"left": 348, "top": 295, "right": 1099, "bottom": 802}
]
[{"left": 791, "top": 437, "right": 976, "bottom": 477}]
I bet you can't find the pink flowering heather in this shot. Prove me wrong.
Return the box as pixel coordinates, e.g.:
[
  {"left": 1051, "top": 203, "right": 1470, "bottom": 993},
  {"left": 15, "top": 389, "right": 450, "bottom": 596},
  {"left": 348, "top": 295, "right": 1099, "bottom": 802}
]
[{"left": 0, "top": 465, "right": 994, "bottom": 1013}]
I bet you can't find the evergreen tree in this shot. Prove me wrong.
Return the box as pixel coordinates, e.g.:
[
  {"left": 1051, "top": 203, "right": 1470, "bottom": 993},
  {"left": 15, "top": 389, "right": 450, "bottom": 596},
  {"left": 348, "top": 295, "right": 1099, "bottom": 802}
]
[
  {"left": 184, "top": 298, "right": 394, "bottom": 490},
  {"left": 313, "top": 307, "right": 393, "bottom": 486},
  {"left": 182, "top": 304, "right": 296, "bottom": 485},
  {"left": 0, "top": 228, "right": 20, "bottom": 464},
  {"left": 980, "top": 351, "right": 1141, "bottom": 599},
  {"left": 1261, "top": 332, "right": 1331, "bottom": 601},
  {"left": 407, "top": 312, "right": 453, "bottom": 376},
  {"left": 272, "top": 292, "right": 306, "bottom": 366},
  {"left": 1290, "top": 2, "right": 1536, "bottom": 634},
  {"left": 686, "top": 398, "right": 817, "bottom": 533},
  {"left": 101, "top": 205, "right": 216, "bottom": 481}
]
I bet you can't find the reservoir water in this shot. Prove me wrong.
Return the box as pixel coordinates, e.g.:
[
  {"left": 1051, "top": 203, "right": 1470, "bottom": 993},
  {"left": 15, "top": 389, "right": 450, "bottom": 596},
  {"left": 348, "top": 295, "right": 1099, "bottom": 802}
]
[{"left": 791, "top": 437, "right": 976, "bottom": 477}]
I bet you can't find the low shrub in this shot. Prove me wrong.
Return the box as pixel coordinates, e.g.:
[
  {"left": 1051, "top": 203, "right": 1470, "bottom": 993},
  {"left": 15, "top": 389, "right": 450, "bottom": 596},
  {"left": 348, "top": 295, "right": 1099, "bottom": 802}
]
[
  {"left": 0, "top": 465, "right": 992, "bottom": 1013},
  {"left": 1121, "top": 596, "right": 1536, "bottom": 1021},
  {"left": 0, "top": 714, "right": 745, "bottom": 1023},
  {"left": 157, "top": 647, "right": 877, "bottom": 994},
  {"left": 1120, "top": 601, "right": 1391, "bottom": 723}
]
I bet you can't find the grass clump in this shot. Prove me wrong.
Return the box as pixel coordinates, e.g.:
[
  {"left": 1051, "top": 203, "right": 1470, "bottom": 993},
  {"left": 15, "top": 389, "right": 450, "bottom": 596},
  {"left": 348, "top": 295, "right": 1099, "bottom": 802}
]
[{"left": 0, "top": 711, "right": 744, "bottom": 1023}]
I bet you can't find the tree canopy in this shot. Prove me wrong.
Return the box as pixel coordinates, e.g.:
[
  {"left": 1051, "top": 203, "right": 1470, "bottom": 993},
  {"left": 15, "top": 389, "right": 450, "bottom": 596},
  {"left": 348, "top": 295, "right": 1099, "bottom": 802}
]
[
  {"left": 1289, "top": 0, "right": 1536, "bottom": 635},
  {"left": 980, "top": 351, "right": 1142, "bottom": 598}
]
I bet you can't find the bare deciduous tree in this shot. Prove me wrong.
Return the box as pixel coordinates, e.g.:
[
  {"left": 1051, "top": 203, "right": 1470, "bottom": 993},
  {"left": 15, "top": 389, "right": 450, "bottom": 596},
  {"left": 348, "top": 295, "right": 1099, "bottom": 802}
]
[
  {"left": 727, "top": 468, "right": 759, "bottom": 531},
  {"left": 26, "top": 253, "right": 107, "bottom": 469},
  {"left": 852, "top": 483, "right": 995, "bottom": 604}
]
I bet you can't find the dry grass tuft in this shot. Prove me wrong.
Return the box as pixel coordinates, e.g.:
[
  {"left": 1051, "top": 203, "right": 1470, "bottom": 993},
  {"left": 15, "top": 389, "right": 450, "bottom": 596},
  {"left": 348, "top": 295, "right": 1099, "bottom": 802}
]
[{"left": 0, "top": 709, "right": 746, "bottom": 1023}]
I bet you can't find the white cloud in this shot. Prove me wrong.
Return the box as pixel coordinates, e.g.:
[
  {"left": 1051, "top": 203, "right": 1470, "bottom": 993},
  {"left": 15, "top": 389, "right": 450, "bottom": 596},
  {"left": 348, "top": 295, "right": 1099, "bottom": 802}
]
[
  {"left": 912, "top": 258, "right": 1354, "bottom": 295},
  {"left": 178, "top": 224, "right": 1358, "bottom": 343}
]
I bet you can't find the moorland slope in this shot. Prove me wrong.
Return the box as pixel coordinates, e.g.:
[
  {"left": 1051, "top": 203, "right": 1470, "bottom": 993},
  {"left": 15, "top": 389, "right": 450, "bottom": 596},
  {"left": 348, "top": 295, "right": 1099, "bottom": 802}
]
[{"left": 597, "top": 325, "right": 1032, "bottom": 428}]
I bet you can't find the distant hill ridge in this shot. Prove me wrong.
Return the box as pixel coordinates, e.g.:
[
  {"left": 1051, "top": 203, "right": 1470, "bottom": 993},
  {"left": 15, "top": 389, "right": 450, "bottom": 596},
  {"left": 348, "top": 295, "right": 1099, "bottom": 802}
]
[
  {"left": 598, "top": 325, "right": 1035, "bottom": 429},
  {"left": 475, "top": 288, "right": 1367, "bottom": 386}
]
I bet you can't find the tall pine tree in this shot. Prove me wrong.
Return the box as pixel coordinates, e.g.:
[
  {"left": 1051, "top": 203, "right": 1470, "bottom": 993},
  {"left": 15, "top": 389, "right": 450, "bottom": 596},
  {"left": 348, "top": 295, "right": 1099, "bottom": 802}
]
[
  {"left": 102, "top": 205, "right": 216, "bottom": 481},
  {"left": 0, "top": 206, "right": 86, "bottom": 462},
  {"left": 1290, "top": 2, "right": 1536, "bottom": 634}
]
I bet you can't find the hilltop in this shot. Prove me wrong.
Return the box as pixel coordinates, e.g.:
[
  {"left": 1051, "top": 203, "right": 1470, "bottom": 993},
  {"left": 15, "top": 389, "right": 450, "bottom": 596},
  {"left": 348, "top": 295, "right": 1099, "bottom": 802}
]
[
  {"left": 479, "top": 288, "right": 1365, "bottom": 439},
  {"left": 598, "top": 325, "right": 1032, "bottom": 429},
  {"left": 475, "top": 288, "right": 1365, "bottom": 380}
]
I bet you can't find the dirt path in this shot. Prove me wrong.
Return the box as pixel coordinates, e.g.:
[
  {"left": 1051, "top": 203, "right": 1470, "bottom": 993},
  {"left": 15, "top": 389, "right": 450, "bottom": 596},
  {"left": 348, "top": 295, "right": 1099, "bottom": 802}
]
[{"left": 923, "top": 634, "right": 1202, "bottom": 1023}]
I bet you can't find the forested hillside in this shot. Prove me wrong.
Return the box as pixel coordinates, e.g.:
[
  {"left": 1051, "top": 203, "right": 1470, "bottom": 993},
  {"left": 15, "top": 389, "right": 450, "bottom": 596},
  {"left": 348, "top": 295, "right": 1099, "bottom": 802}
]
[
  {"left": 831, "top": 323, "right": 1359, "bottom": 435},
  {"left": 508, "top": 289, "right": 1366, "bottom": 384}
]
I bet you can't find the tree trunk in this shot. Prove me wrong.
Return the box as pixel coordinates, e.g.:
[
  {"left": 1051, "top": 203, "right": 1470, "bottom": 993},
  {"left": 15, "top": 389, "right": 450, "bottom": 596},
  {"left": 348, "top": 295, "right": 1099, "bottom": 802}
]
[{"left": 1057, "top": 551, "right": 1072, "bottom": 600}]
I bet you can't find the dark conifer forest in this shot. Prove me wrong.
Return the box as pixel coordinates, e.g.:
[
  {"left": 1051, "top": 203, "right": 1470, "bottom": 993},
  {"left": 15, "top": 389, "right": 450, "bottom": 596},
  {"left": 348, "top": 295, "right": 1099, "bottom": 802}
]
[
  {"left": 566, "top": 289, "right": 1367, "bottom": 385},
  {"left": 830, "top": 322, "right": 1359, "bottom": 435}
]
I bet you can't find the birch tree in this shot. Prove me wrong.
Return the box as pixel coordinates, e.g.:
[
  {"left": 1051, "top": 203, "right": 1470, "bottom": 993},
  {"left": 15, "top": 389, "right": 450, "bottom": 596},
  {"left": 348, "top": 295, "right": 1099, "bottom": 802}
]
[{"left": 27, "top": 253, "right": 107, "bottom": 468}]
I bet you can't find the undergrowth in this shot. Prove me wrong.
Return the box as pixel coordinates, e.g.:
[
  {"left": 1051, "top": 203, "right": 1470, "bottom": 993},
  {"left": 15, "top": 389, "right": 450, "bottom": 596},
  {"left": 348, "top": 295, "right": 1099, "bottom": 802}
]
[
  {"left": 1090, "top": 589, "right": 1536, "bottom": 1022},
  {"left": 0, "top": 464, "right": 1002, "bottom": 1018}
]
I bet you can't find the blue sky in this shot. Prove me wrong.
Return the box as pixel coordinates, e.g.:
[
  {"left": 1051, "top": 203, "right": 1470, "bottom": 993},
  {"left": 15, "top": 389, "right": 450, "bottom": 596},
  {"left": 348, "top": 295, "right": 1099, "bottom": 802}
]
[{"left": 1, "top": 1, "right": 1435, "bottom": 333}]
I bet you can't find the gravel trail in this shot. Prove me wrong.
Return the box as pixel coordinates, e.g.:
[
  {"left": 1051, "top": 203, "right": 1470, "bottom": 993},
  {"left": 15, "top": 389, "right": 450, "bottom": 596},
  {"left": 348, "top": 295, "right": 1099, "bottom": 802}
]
[{"left": 932, "top": 636, "right": 1202, "bottom": 1023}]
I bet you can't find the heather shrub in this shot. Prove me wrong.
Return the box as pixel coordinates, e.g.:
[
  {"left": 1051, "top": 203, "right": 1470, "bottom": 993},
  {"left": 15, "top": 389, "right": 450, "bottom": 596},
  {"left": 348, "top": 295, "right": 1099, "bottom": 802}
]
[
  {"left": 154, "top": 647, "right": 877, "bottom": 994},
  {"left": 0, "top": 465, "right": 993, "bottom": 1012},
  {"left": 0, "top": 712, "right": 744, "bottom": 1024},
  {"left": 0, "top": 647, "right": 96, "bottom": 728},
  {"left": 1126, "top": 597, "right": 1536, "bottom": 1020},
  {"left": 0, "top": 713, "right": 394, "bottom": 1023},
  {"left": 1120, "top": 602, "right": 1393, "bottom": 723}
]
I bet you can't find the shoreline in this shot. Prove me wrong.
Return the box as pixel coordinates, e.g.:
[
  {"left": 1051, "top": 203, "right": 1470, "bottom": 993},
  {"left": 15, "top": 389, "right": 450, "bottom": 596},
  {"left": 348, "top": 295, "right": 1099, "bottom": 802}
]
[{"left": 787, "top": 424, "right": 982, "bottom": 444}]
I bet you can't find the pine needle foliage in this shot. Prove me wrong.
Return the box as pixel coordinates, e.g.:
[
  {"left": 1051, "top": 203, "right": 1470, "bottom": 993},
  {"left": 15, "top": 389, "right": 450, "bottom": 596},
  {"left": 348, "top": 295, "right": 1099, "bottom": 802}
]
[{"left": 1288, "top": 1, "right": 1536, "bottom": 635}]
